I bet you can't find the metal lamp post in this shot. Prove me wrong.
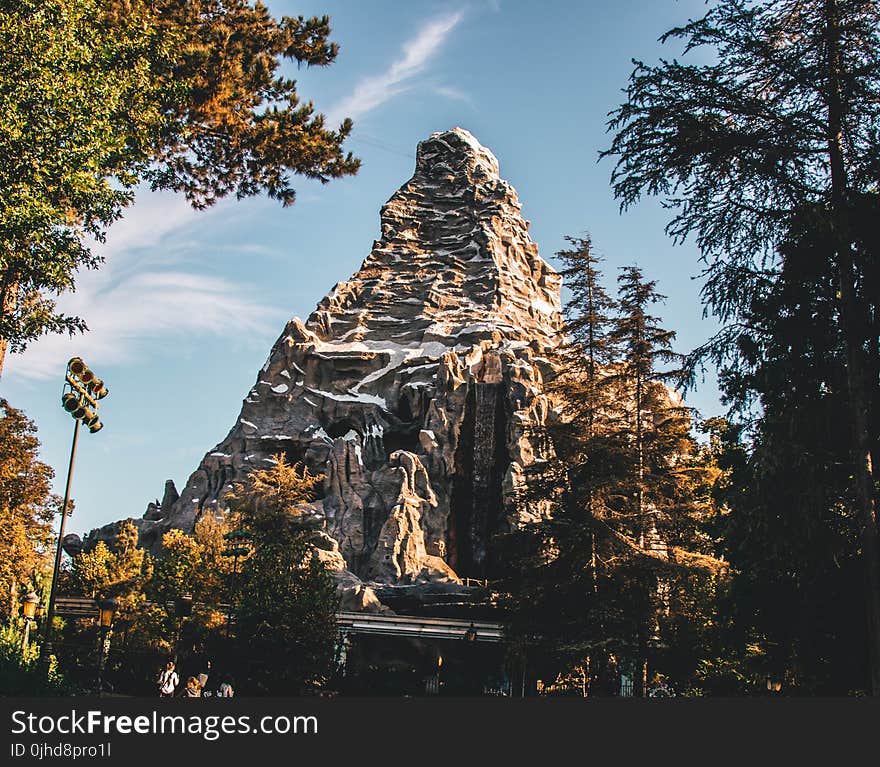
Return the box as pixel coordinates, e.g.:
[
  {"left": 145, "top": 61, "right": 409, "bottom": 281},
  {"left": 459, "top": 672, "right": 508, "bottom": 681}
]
[
  {"left": 41, "top": 357, "right": 108, "bottom": 669},
  {"left": 20, "top": 592, "right": 40, "bottom": 652},
  {"left": 95, "top": 597, "right": 118, "bottom": 695},
  {"left": 221, "top": 529, "right": 252, "bottom": 636},
  {"left": 173, "top": 593, "right": 193, "bottom": 664},
  {"left": 461, "top": 623, "right": 477, "bottom": 695}
]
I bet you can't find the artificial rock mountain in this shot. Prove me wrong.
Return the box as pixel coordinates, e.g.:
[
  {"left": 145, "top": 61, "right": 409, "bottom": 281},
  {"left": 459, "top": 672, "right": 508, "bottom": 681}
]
[{"left": 83, "top": 128, "right": 563, "bottom": 611}]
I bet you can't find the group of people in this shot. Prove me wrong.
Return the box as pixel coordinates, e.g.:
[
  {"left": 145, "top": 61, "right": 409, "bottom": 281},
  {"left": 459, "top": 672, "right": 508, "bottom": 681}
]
[{"left": 157, "top": 659, "right": 234, "bottom": 698}]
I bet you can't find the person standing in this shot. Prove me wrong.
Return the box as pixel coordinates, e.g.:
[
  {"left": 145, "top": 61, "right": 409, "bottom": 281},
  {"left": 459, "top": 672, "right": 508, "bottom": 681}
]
[{"left": 157, "top": 660, "right": 179, "bottom": 698}]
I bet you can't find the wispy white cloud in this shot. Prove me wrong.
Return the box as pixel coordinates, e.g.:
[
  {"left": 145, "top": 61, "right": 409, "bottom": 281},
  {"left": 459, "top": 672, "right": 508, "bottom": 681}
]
[
  {"left": 5, "top": 191, "right": 283, "bottom": 381},
  {"left": 432, "top": 85, "right": 476, "bottom": 109},
  {"left": 325, "top": 10, "right": 465, "bottom": 126}
]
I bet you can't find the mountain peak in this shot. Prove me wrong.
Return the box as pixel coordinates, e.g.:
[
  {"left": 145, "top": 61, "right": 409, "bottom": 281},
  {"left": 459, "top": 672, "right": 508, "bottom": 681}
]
[
  {"left": 415, "top": 127, "right": 501, "bottom": 180},
  {"left": 109, "top": 130, "right": 563, "bottom": 610},
  {"left": 303, "top": 127, "right": 561, "bottom": 351}
]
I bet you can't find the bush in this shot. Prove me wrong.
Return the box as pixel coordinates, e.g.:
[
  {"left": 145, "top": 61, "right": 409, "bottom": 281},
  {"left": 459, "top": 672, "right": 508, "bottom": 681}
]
[{"left": 0, "top": 622, "right": 76, "bottom": 696}]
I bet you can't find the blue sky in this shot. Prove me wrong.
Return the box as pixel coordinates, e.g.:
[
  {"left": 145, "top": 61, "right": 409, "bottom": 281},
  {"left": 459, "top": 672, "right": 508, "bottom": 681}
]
[{"left": 2, "top": 0, "right": 720, "bottom": 537}]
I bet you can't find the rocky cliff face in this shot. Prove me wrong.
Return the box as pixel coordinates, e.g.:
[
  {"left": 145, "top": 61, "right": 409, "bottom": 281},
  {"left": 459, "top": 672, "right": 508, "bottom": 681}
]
[{"left": 103, "top": 128, "right": 563, "bottom": 607}]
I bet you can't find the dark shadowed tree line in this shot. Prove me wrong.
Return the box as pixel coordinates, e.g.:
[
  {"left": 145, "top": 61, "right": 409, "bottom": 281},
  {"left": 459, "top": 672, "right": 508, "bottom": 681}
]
[
  {"left": 603, "top": 0, "right": 880, "bottom": 695},
  {"left": 501, "top": 240, "right": 726, "bottom": 696},
  {"left": 507, "top": 0, "right": 880, "bottom": 696}
]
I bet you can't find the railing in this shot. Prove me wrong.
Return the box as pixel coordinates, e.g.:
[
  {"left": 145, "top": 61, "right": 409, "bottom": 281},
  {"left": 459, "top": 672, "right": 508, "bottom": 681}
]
[
  {"left": 53, "top": 598, "right": 505, "bottom": 642},
  {"left": 54, "top": 596, "right": 103, "bottom": 617},
  {"left": 461, "top": 578, "right": 493, "bottom": 589},
  {"left": 337, "top": 611, "right": 503, "bottom": 642}
]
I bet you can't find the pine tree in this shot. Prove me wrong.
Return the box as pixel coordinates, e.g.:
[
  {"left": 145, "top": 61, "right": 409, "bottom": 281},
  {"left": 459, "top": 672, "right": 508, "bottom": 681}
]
[
  {"left": 608, "top": 266, "right": 687, "bottom": 538},
  {"left": 502, "top": 236, "right": 622, "bottom": 693},
  {"left": 710, "top": 218, "right": 869, "bottom": 693},
  {"left": 552, "top": 236, "right": 621, "bottom": 594},
  {"left": 225, "top": 454, "right": 338, "bottom": 695},
  {"left": 603, "top": 0, "right": 880, "bottom": 693},
  {"left": 601, "top": 266, "right": 690, "bottom": 694},
  {"left": 503, "top": 251, "right": 723, "bottom": 696}
]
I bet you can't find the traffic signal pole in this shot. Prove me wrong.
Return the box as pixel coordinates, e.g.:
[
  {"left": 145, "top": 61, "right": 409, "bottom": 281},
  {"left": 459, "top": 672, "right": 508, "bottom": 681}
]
[{"left": 41, "top": 417, "right": 80, "bottom": 665}]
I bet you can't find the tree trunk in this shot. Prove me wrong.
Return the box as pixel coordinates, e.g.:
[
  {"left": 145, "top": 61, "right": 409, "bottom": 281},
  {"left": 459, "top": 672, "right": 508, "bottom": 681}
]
[
  {"left": 826, "top": 0, "right": 880, "bottom": 696},
  {"left": 634, "top": 628, "right": 648, "bottom": 697},
  {"left": 838, "top": 254, "right": 880, "bottom": 696},
  {"left": 586, "top": 280, "right": 598, "bottom": 596},
  {"left": 0, "top": 273, "right": 15, "bottom": 379}
]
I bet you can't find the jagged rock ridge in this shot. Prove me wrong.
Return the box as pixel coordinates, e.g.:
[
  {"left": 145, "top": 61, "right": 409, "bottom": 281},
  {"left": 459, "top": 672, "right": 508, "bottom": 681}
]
[{"left": 109, "top": 128, "right": 564, "bottom": 608}]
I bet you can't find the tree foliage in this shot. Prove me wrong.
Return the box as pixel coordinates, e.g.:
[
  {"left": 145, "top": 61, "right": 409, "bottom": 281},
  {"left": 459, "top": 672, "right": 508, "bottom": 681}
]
[
  {"left": 140, "top": 0, "right": 360, "bottom": 208},
  {"left": 60, "top": 515, "right": 236, "bottom": 694},
  {"left": 147, "top": 515, "right": 232, "bottom": 637},
  {"left": 503, "top": 250, "right": 724, "bottom": 696},
  {"left": 0, "top": 623, "right": 71, "bottom": 695},
  {"left": 0, "top": 399, "right": 58, "bottom": 618},
  {"left": 68, "top": 520, "right": 152, "bottom": 611},
  {"left": 55, "top": 460, "right": 337, "bottom": 696},
  {"left": 0, "top": 0, "right": 169, "bottom": 365},
  {"left": 603, "top": 0, "right": 880, "bottom": 265},
  {"left": 603, "top": 0, "right": 880, "bottom": 695},
  {"left": 709, "top": 223, "right": 871, "bottom": 693},
  {"left": 0, "top": 0, "right": 359, "bottom": 371},
  {"left": 225, "top": 454, "right": 338, "bottom": 695}
]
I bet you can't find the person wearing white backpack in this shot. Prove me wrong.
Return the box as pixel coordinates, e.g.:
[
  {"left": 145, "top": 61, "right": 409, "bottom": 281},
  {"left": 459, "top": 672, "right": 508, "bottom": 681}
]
[{"left": 157, "top": 660, "right": 179, "bottom": 698}]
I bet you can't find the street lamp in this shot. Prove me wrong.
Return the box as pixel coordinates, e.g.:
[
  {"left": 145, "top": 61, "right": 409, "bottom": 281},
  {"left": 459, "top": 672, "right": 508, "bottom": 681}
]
[
  {"left": 98, "top": 598, "right": 118, "bottom": 630},
  {"left": 173, "top": 594, "right": 193, "bottom": 663},
  {"left": 221, "top": 529, "right": 252, "bottom": 635},
  {"left": 174, "top": 593, "right": 193, "bottom": 618},
  {"left": 42, "top": 357, "right": 109, "bottom": 670},
  {"left": 95, "top": 597, "right": 118, "bottom": 695},
  {"left": 21, "top": 592, "right": 40, "bottom": 652}
]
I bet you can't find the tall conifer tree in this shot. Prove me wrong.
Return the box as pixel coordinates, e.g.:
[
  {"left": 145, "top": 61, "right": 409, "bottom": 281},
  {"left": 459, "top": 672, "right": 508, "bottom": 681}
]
[
  {"left": 504, "top": 250, "right": 722, "bottom": 696},
  {"left": 604, "top": 0, "right": 880, "bottom": 692},
  {"left": 502, "top": 236, "right": 620, "bottom": 691}
]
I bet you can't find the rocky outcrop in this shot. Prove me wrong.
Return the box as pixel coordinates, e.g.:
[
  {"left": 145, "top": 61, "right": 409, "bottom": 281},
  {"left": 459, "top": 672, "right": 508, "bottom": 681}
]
[{"left": 96, "top": 128, "right": 563, "bottom": 609}]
